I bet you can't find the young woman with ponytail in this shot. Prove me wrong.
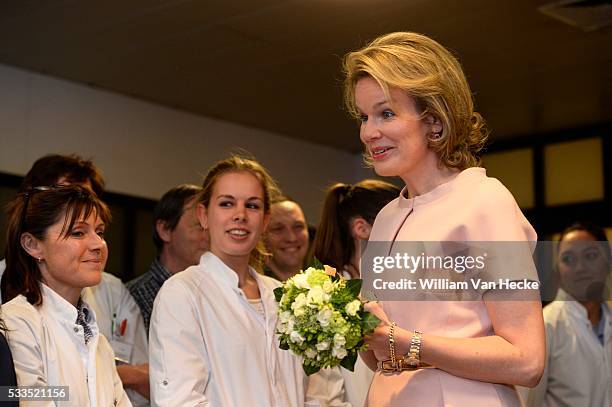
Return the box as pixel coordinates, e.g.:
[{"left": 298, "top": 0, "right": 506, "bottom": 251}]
[
  {"left": 313, "top": 179, "right": 400, "bottom": 279},
  {"left": 313, "top": 179, "right": 399, "bottom": 407}
]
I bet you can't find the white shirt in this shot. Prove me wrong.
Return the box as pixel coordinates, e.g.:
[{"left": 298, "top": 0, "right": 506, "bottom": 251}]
[
  {"left": 2, "top": 283, "right": 131, "bottom": 406},
  {"left": 149, "top": 252, "right": 349, "bottom": 407},
  {"left": 1, "top": 260, "right": 149, "bottom": 406},
  {"left": 521, "top": 290, "right": 612, "bottom": 407}
]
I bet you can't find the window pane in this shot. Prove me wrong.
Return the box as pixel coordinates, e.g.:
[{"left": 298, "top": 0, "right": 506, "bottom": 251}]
[
  {"left": 483, "top": 148, "right": 534, "bottom": 209},
  {"left": 545, "top": 138, "right": 603, "bottom": 206}
]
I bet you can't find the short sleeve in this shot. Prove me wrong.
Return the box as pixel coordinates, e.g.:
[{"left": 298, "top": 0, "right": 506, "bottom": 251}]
[
  {"left": 467, "top": 179, "right": 536, "bottom": 242},
  {"left": 464, "top": 179, "right": 539, "bottom": 295}
]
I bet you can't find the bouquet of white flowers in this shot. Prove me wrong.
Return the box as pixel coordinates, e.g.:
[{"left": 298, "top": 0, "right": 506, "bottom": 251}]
[{"left": 274, "top": 261, "right": 380, "bottom": 375}]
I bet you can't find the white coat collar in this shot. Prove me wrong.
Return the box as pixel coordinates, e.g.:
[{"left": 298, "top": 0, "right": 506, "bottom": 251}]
[
  {"left": 556, "top": 288, "right": 611, "bottom": 327},
  {"left": 200, "top": 252, "right": 278, "bottom": 325},
  {"left": 200, "top": 252, "right": 265, "bottom": 291},
  {"left": 39, "top": 283, "right": 99, "bottom": 336}
]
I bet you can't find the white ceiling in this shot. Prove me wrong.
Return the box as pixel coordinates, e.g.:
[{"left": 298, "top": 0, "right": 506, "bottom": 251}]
[{"left": 0, "top": 0, "right": 610, "bottom": 152}]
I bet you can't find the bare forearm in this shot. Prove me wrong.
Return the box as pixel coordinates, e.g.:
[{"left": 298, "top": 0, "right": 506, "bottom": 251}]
[
  {"left": 398, "top": 301, "right": 544, "bottom": 386},
  {"left": 415, "top": 333, "right": 543, "bottom": 386},
  {"left": 364, "top": 300, "right": 545, "bottom": 387}
]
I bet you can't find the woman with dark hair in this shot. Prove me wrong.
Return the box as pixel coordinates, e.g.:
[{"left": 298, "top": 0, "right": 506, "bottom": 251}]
[
  {"left": 313, "top": 179, "right": 400, "bottom": 279},
  {"left": 313, "top": 179, "right": 399, "bottom": 407},
  {"left": 524, "top": 222, "right": 611, "bottom": 406},
  {"left": 1, "top": 185, "right": 130, "bottom": 406},
  {"left": 0, "top": 153, "right": 149, "bottom": 405},
  {"left": 344, "top": 32, "right": 545, "bottom": 406}
]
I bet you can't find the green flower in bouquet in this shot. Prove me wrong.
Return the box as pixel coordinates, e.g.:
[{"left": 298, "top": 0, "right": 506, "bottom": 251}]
[{"left": 274, "top": 259, "right": 381, "bottom": 375}]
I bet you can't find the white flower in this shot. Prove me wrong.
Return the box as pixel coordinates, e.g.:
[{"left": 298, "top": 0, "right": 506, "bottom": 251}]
[
  {"left": 333, "top": 333, "right": 346, "bottom": 347},
  {"left": 290, "top": 331, "right": 305, "bottom": 345},
  {"left": 304, "top": 267, "right": 317, "bottom": 275},
  {"left": 307, "top": 286, "right": 329, "bottom": 306},
  {"left": 332, "top": 346, "right": 347, "bottom": 359},
  {"left": 345, "top": 300, "right": 361, "bottom": 316},
  {"left": 293, "top": 273, "right": 310, "bottom": 289},
  {"left": 322, "top": 279, "right": 334, "bottom": 293},
  {"left": 316, "top": 308, "right": 333, "bottom": 327},
  {"left": 279, "top": 310, "right": 292, "bottom": 323},
  {"left": 277, "top": 311, "right": 294, "bottom": 334},
  {"left": 316, "top": 341, "right": 330, "bottom": 351},
  {"left": 292, "top": 293, "right": 307, "bottom": 316},
  {"left": 286, "top": 317, "right": 295, "bottom": 332},
  {"left": 275, "top": 268, "right": 369, "bottom": 371}
]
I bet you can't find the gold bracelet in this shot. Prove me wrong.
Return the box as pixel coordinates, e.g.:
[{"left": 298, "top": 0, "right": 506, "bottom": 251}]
[
  {"left": 378, "top": 329, "right": 431, "bottom": 372},
  {"left": 388, "top": 321, "right": 397, "bottom": 368}
]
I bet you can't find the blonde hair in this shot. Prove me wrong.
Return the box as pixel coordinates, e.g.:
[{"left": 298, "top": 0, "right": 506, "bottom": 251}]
[
  {"left": 199, "top": 155, "right": 279, "bottom": 272},
  {"left": 343, "top": 32, "right": 488, "bottom": 169}
]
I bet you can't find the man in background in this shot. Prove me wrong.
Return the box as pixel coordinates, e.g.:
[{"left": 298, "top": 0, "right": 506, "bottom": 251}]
[
  {"left": 263, "top": 197, "right": 310, "bottom": 281},
  {"left": 127, "top": 184, "right": 208, "bottom": 332}
]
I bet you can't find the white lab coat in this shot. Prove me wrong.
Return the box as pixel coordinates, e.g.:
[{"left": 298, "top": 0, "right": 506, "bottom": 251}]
[
  {"left": 2, "top": 259, "right": 148, "bottom": 406},
  {"left": 2, "top": 261, "right": 148, "bottom": 365},
  {"left": 83, "top": 272, "right": 149, "bottom": 406},
  {"left": 149, "top": 252, "right": 349, "bottom": 407},
  {"left": 83, "top": 272, "right": 148, "bottom": 365},
  {"left": 2, "top": 283, "right": 131, "bottom": 407},
  {"left": 521, "top": 290, "right": 612, "bottom": 406}
]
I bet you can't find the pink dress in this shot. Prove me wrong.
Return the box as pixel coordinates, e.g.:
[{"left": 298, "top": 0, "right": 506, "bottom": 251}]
[{"left": 365, "top": 167, "right": 537, "bottom": 407}]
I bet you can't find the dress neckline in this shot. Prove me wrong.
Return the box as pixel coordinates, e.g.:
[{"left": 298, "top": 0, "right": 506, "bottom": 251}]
[{"left": 398, "top": 167, "right": 486, "bottom": 209}]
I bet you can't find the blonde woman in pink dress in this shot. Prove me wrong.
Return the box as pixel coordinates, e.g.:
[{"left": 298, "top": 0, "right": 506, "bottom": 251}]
[{"left": 343, "top": 32, "right": 546, "bottom": 406}]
